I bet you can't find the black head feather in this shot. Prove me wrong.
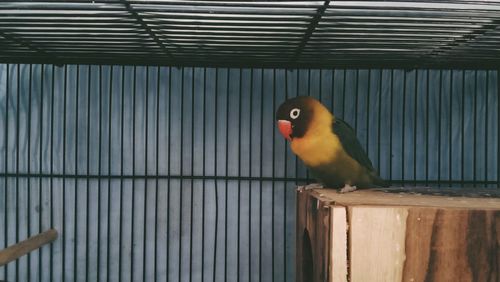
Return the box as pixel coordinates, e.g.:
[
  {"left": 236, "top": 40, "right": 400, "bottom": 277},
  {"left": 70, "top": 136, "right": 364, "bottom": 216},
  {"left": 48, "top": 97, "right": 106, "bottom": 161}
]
[{"left": 276, "top": 96, "right": 315, "bottom": 138}]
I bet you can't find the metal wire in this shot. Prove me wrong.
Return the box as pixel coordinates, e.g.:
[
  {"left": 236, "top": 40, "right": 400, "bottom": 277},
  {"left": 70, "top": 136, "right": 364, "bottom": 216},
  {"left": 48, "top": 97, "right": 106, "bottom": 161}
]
[
  {"left": 212, "top": 67, "right": 218, "bottom": 282},
  {"left": 38, "top": 63, "right": 44, "bottom": 282},
  {"left": 0, "top": 1, "right": 499, "bottom": 68},
  {"left": 3, "top": 64, "right": 8, "bottom": 280},
  {"left": 0, "top": 65, "right": 499, "bottom": 282}
]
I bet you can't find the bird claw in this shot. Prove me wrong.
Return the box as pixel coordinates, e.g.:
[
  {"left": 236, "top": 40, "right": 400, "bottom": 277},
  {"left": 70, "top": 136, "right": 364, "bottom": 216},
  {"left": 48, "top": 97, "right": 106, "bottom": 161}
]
[{"left": 339, "top": 184, "right": 357, "bottom": 193}]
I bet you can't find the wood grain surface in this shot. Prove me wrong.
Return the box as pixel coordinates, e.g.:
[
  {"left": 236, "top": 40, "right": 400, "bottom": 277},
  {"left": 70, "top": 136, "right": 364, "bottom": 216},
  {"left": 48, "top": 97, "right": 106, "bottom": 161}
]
[
  {"left": 349, "top": 206, "right": 408, "bottom": 282},
  {"left": 330, "top": 207, "right": 347, "bottom": 282},
  {"left": 404, "top": 208, "right": 499, "bottom": 282},
  {"left": 297, "top": 188, "right": 500, "bottom": 282},
  {"left": 0, "top": 229, "right": 58, "bottom": 266},
  {"left": 296, "top": 187, "right": 333, "bottom": 282}
]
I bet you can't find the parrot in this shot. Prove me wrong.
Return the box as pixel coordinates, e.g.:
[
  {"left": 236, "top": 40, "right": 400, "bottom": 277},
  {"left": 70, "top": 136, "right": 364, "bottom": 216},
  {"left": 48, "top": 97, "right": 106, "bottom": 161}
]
[{"left": 276, "top": 96, "right": 388, "bottom": 193}]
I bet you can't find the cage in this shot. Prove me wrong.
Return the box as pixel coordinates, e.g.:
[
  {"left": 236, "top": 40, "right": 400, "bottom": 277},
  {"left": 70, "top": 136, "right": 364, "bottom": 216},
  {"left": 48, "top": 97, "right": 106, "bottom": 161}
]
[{"left": 0, "top": 1, "right": 499, "bottom": 281}]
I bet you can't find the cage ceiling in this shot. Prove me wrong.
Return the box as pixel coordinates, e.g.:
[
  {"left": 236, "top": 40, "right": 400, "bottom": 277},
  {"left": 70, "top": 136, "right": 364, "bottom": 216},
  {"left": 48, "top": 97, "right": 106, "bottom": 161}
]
[{"left": 1, "top": 0, "right": 500, "bottom": 68}]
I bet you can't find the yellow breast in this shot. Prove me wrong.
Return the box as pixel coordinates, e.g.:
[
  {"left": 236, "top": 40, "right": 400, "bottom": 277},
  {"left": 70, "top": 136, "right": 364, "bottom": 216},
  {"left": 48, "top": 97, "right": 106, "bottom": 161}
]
[
  {"left": 290, "top": 104, "right": 342, "bottom": 168},
  {"left": 291, "top": 128, "right": 341, "bottom": 167}
]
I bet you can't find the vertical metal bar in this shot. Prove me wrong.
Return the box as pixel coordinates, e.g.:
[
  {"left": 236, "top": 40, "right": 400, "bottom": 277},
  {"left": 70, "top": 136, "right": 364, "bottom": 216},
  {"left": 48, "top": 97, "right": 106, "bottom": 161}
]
[
  {"left": 97, "top": 65, "right": 103, "bottom": 280},
  {"left": 389, "top": 69, "right": 393, "bottom": 182},
  {"left": 402, "top": 70, "right": 406, "bottom": 185},
  {"left": 413, "top": 70, "right": 417, "bottom": 184},
  {"left": 258, "top": 68, "right": 264, "bottom": 282},
  {"left": 189, "top": 67, "right": 194, "bottom": 282},
  {"left": 50, "top": 64, "right": 55, "bottom": 281},
  {"left": 461, "top": 71, "right": 465, "bottom": 187},
  {"left": 131, "top": 66, "right": 137, "bottom": 281},
  {"left": 107, "top": 65, "right": 113, "bottom": 279},
  {"left": 319, "top": 69, "right": 323, "bottom": 102},
  {"left": 438, "top": 70, "right": 442, "bottom": 186},
  {"left": 3, "top": 64, "right": 8, "bottom": 280},
  {"left": 154, "top": 66, "right": 160, "bottom": 280},
  {"left": 354, "top": 69, "right": 359, "bottom": 133},
  {"left": 15, "top": 64, "right": 20, "bottom": 279},
  {"left": 38, "top": 64, "right": 44, "bottom": 282},
  {"left": 283, "top": 68, "right": 288, "bottom": 282},
  {"left": 484, "top": 71, "right": 489, "bottom": 186},
  {"left": 306, "top": 69, "right": 311, "bottom": 181},
  {"left": 27, "top": 64, "right": 32, "bottom": 281},
  {"left": 425, "top": 70, "right": 430, "bottom": 186},
  {"left": 213, "top": 68, "right": 218, "bottom": 282},
  {"left": 497, "top": 69, "right": 500, "bottom": 186},
  {"left": 118, "top": 66, "right": 125, "bottom": 282},
  {"left": 294, "top": 65, "right": 298, "bottom": 262},
  {"left": 144, "top": 66, "right": 150, "bottom": 282},
  {"left": 473, "top": 70, "right": 477, "bottom": 187},
  {"left": 224, "top": 69, "right": 229, "bottom": 282},
  {"left": 248, "top": 68, "right": 253, "bottom": 282},
  {"left": 178, "top": 67, "right": 184, "bottom": 282},
  {"left": 342, "top": 68, "right": 346, "bottom": 119},
  {"left": 62, "top": 64, "right": 68, "bottom": 282},
  {"left": 308, "top": 69, "right": 311, "bottom": 98},
  {"left": 377, "top": 69, "right": 382, "bottom": 176},
  {"left": 201, "top": 67, "right": 206, "bottom": 282},
  {"left": 331, "top": 69, "right": 335, "bottom": 112},
  {"left": 366, "top": 69, "right": 370, "bottom": 157},
  {"left": 271, "top": 68, "right": 276, "bottom": 281},
  {"left": 74, "top": 65, "right": 79, "bottom": 279},
  {"left": 167, "top": 66, "right": 172, "bottom": 282},
  {"left": 295, "top": 70, "right": 299, "bottom": 180},
  {"left": 86, "top": 64, "right": 91, "bottom": 282},
  {"left": 237, "top": 68, "right": 242, "bottom": 282},
  {"left": 449, "top": 70, "right": 453, "bottom": 186}
]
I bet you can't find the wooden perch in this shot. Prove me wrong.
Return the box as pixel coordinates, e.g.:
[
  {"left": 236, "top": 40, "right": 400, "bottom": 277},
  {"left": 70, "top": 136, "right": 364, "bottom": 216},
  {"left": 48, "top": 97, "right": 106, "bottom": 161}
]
[
  {"left": 0, "top": 229, "right": 58, "bottom": 266},
  {"left": 296, "top": 187, "right": 500, "bottom": 282}
]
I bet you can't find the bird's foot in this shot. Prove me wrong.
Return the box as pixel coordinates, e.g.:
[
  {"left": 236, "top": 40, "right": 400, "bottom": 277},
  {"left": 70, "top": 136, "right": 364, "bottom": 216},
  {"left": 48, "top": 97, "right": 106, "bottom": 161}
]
[
  {"left": 305, "top": 183, "right": 324, "bottom": 190},
  {"left": 339, "top": 184, "right": 357, "bottom": 193},
  {"left": 299, "top": 183, "right": 324, "bottom": 191}
]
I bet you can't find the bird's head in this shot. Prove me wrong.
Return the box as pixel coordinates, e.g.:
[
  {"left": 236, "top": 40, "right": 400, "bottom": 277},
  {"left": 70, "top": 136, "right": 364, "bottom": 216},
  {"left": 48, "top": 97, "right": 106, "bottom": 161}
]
[{"left": 275, "top": 96, "right": 322, "bottom": 141}]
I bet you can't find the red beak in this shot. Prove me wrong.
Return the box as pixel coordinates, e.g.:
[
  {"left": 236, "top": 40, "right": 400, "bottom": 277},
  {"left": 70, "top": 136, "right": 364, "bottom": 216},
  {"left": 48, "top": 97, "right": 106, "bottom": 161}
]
[{"left": 277, "top": 120, "right": 293, "bottom": 141}]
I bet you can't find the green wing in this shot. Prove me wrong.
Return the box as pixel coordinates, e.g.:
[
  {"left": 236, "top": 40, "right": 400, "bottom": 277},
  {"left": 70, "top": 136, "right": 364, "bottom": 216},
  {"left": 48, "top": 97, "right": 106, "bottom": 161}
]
[{"left": 332, "top": 118, "right": 375, "bottom": 172}]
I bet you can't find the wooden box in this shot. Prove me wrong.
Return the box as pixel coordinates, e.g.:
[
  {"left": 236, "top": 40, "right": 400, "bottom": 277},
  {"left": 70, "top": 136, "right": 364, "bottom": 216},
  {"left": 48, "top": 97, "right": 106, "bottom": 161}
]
[{"left": 296, "top": 187, "right": 500, "bottom": 282}]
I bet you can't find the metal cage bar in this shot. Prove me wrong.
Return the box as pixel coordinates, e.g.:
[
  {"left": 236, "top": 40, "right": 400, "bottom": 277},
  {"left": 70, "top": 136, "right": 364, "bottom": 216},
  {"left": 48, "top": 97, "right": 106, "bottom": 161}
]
[
  {"left": 0, "top": 64, "right": 499, "bottom": 281},
  {"left": 0, "top": 1, "right": 499, "bottom": 68}
]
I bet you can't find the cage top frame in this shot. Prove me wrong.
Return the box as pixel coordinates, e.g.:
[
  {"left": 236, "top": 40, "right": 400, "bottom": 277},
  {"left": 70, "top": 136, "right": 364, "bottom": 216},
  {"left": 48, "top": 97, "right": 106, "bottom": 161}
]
[{"left": 1, "top": 0, "right": 500, "bottom": 69}]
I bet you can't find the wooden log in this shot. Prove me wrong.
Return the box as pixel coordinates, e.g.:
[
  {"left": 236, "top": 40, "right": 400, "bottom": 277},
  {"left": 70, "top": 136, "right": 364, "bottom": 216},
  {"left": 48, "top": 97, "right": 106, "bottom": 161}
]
[
  {"left": 296, "top": 187, "right": 500, "bottom": 282},
  {"left": 296, "top": 187, "right": 333, "bottom": 282},
  {"left": 0, "top": 229, "right": 58, "bottom": 266}
]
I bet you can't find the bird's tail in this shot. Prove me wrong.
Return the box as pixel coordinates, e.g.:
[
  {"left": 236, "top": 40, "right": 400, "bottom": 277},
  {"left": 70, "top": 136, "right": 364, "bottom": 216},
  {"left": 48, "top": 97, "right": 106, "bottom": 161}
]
[{"left": 370, "top": 173, "right": 390, "bottom": 188}]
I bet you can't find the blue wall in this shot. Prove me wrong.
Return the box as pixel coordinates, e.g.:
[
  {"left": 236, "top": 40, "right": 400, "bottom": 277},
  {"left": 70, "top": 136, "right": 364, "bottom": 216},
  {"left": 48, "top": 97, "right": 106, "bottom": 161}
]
[{"left": 0, "top": 65, "right": 498, "bottom": 281}]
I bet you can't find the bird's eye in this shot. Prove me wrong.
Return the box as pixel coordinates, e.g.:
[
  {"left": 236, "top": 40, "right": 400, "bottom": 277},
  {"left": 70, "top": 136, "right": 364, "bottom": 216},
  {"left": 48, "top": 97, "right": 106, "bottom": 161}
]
[{"left": 290, "top": 108, "right": 300, "bottom": 119}]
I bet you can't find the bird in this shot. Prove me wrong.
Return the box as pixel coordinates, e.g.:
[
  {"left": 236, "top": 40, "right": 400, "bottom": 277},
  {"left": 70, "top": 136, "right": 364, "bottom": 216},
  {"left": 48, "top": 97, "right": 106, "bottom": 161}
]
[{"left": 276, "top": 96, "right": 388, "bottom": 193}]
